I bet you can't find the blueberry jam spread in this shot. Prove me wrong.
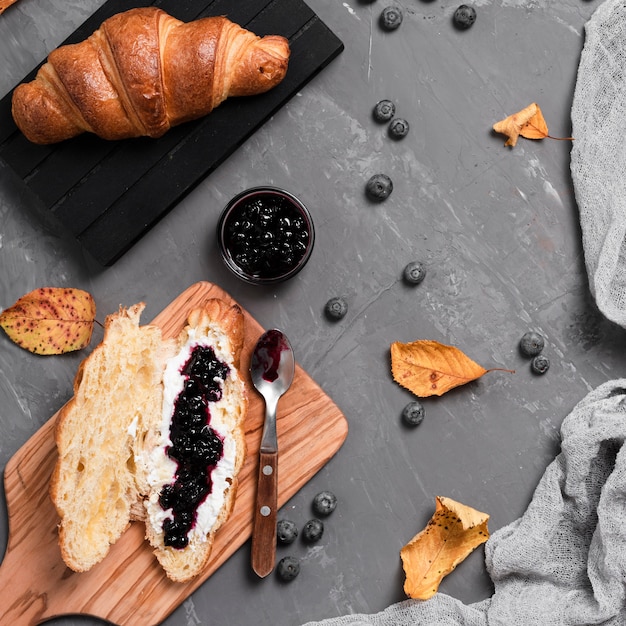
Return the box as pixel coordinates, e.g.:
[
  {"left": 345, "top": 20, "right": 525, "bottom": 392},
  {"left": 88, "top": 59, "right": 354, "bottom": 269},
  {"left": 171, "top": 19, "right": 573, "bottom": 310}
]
[
  {"left": 223, "top": 195, "right": 310, "bottom": 279},
  {"left": 252, "top": 329, "right": 290, "bottom": 383},
  {"left": 159, "top": 345, "right": 230, "bottom": 549}
]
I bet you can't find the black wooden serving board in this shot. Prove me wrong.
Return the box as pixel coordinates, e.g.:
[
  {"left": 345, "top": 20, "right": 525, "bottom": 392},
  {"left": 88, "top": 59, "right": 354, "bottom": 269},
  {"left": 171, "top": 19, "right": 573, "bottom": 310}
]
[{"left": 0, "top": 0, "right": 343, "bottom": 265}]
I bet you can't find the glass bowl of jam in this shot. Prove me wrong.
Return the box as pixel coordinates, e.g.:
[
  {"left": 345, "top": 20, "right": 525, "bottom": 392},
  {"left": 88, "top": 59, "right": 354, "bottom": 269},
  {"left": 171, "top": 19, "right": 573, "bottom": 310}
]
[{"left": 217, "top": 186, "right": 315, "bottom": 285}]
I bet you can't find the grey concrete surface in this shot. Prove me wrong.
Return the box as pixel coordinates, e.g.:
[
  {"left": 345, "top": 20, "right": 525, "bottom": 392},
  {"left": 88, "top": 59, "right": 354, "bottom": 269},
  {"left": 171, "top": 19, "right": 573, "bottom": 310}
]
[{"left": 0, "top": 0, "right": 623, "bottom": 624}]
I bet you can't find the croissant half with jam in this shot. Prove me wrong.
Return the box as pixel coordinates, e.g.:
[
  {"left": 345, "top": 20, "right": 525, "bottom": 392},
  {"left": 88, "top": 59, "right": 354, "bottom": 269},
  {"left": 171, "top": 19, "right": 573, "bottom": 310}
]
[
  {"left": 50, "top": 299, "right": 248, "bottom": 582},
  {"left": 11, "top": 7, "right": 290, "bottom": 144}
]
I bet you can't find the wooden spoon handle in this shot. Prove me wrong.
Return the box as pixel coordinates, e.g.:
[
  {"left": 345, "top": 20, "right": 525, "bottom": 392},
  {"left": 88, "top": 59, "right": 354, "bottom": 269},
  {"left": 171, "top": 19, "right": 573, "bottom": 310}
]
[{"left": 250, "top": 450, "right": 278, "bottom": 578}]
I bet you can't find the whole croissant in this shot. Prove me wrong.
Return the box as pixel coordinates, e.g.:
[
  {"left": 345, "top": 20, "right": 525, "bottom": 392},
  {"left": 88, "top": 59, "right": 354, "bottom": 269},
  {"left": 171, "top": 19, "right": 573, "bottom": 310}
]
[{"left": 11, "top": 7, "right": 290, "bottom": 144}]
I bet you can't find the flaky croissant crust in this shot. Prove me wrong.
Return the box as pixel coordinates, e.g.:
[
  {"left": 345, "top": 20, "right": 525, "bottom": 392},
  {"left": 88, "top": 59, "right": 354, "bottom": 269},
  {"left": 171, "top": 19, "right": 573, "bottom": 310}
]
[{"left": 11, "top": 7, "right": 290, "bottom": 144}]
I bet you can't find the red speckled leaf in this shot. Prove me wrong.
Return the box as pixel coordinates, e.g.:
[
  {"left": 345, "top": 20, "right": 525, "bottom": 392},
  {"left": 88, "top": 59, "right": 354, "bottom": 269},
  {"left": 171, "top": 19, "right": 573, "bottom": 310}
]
[{"left": 0, "top": 287, "right": 96, "bottom": 355}]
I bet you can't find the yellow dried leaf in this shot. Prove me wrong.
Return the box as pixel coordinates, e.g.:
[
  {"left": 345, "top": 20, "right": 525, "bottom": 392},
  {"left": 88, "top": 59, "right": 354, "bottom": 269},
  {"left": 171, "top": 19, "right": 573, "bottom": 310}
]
[
  {"left": 391, "top": 340, "right": 488, "bottom": 397},
  {"left": 519, "top": 106, "right": 549, "bottom": 140},
  {"left": 493, "top": 102, "right": 542, "bottom": 147},
  {"left": 0, "top": 287, "right": 96, "bottom": 355},
  {"left": 493, "top": 102, "right": 573, "bottom": 147},
  {"left": 401, "top": 496, "right": 490, "bottom": 600}
]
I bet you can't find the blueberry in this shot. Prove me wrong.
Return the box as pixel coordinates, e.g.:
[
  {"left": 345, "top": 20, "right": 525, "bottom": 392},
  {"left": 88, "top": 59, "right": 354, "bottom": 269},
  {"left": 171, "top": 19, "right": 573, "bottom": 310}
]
[
  {"left": 177, "top": 478, "right": 208, "bottom": 507},
  {"left": 312, "top": 491, "right": 338, "bottom": 516},
  {"left": 276, "top": 556, "right": 300, "bottom": 581},
  {"left": 325, "top": 297, "right": 348, "bottom": 321},
  {"left": 403, "top": 261, "right": 426, "bottom": 285},
  {"left": 180, "top": 379, "right": 204, "bottom": 406},
  {"left": 380, "top": 6, "right": 403, "bottom": 30},
  {"left": 531, "top": 354, "right": 550, "bottom": 375},
  {"left": 163, "top": 518, "right": 189, "bottom": 549},
  {"left": 302, "top": 518, "right": 324, "bottom": 543},
  {"left": 373, "top": 100, "right": 396, "bottom": 123},
  {"left": 389, "top": 118, "right": 410, "bottom": 139},
  {"left": 519, "top": 331, "right": 545, "bottom": 357},
  {"left": 453, "top": 5, "right": 476, "bottom": 29},
  {"left": 158, "top": 483, "right": 176, "bottom": 510},
  {"left": 234, "top": 251, "right": 254, "bottom": 271},
  {"left": 277, "top": 519, "right": 299, "bottom": 545},
  {"left": 191, "top": 430, "right": 223, "bottom": 466},
  {"left": 169, "top": 431, "right": 194, "bottom": 458},
  {"left": 366, "top": 174, "right": 393, "bottom": 202},
  {"left": 402, "top": 401, "right": 425, "bottom": 427}
]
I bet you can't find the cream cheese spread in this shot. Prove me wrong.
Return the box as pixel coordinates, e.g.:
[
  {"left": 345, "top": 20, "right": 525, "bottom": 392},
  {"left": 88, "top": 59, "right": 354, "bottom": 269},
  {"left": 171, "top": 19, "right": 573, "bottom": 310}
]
[{"left": 145, "top": 325, "right": 242, "bottom": 546}]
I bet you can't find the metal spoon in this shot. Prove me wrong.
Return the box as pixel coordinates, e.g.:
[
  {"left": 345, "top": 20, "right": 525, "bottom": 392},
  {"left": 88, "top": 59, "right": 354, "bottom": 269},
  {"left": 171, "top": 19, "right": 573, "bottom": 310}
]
[{"left": 249, "top": 328, "right": 295, "bottom": 577}]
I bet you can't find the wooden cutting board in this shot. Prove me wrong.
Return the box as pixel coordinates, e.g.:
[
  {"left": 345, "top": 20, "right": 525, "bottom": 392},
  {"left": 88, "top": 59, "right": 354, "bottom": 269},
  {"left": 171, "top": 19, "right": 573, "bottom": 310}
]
[
  {"left": 0, "top": 282, "right": 348, "bottom": 625},
  {"left": 0, "top": 0, "right": 343, "bottom": 266}
]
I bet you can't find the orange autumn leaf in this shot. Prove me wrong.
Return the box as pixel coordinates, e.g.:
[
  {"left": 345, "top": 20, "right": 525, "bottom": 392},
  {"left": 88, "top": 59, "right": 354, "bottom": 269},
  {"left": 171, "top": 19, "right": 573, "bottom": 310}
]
[
  {"left": 0, "top": 0, "right": 20, "bottom": 15},
  {"left": 400, "top": 496, "right": 490, "bottom": 600},
  {"left": 391, "top": 339, "right": 510, "bottom": 397},
  {"left": 0, "top": 287, "right": 96, "bottom": 355},
  {"left": 493, "top": 102, "right": 543, "bottom": 147},
  {"left": 519, "top": 106, "right": 549, "bottom": 140},
  {"left": 493, "top": 102, "right": 573, "bottom": 147}
]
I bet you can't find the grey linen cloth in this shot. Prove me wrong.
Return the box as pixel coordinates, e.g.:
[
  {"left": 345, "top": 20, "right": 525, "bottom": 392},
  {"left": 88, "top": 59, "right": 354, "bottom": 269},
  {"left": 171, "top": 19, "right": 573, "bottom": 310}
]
[
  {"left": 304, "top": 380, "right": 626, "bottom": 625},
  {"left": 304, "top": 0, "right": 626, "bottom": 622},
  {"left": 571, "top": 0, "right": 626, "bottom": 327}
]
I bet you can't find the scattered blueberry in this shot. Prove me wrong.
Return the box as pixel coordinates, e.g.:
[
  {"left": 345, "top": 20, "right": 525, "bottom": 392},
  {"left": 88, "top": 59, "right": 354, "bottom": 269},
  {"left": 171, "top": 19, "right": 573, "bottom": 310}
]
[
  {"left": 453, "top": 5, "right": 476, "bottom": 29},
  {"left": 519, "top": 331, "right": 545, "bottom": 357},
  {"left": 380, "top": 6, "right": 403, "bottom": 30},
  {"left": 403, "top": 261, "right": 426, "bottom": 285},
  {"left": 325, "top": 297, "right": 348, "bottom": 321},
  {"left": 312, "top": 491, "right": 338, "bottom": 516},
  {"left": 276, "top": 555, "right": 300, "bottom": 581},
  {"left": 389, "top": 118, "right": 410, "bottom": 139},
  {"left": 302, "top": 518, "right": 324, "bottom": 543},
  {"left": 373, "top": 99, "right": 396, "bottom": 123},
  {"left": 531, "top": 354, "right": 550, "bottom": 375},
  {"left": 366, "top": 174, "right": 393, "bottom": 202},
  {"left": 277, "top": 519, "right": 299, "bottom": 545},
  {"left": 402, "top": 401, "right": 425, "bottom": 427}
]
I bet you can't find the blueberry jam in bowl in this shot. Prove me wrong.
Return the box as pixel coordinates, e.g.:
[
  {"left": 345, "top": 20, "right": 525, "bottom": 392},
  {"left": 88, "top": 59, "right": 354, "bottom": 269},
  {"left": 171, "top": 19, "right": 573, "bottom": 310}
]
[{"left": 217, "top": 186, "right": 315, "bottom": 285}]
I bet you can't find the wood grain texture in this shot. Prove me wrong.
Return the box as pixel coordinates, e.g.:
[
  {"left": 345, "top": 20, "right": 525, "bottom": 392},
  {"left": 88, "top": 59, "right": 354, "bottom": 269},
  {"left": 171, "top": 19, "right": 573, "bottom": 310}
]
[
  {"left": 0, "top": 282, "right": 348, "bottom": 625},
  {"left": 251, "top": 450, "right": 279, "bottom": 578}
]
